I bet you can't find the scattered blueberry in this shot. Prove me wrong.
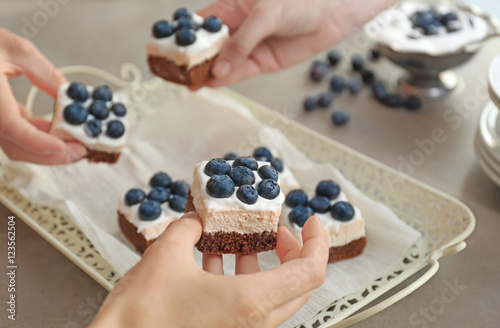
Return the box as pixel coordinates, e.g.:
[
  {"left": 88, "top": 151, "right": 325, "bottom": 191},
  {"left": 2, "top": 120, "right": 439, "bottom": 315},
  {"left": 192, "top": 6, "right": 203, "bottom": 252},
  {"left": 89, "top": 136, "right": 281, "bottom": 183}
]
[
  {"left": 331, "top": 110, "right": 349, "bottom": 126},
  {"left": 361, "top": 69, "right": 375, "bottom": 85},
  {"left": 106, "top": 120, "right": 125, "bottom": 139},
  {"left": 351, "top": 54, "right": 364, "bottom": 71},
  {"left": 270, "top": 158, "right": 284, "bottom": 173},
  {"left": 372, "top": 81, "right": 388, "bottom": 101},
  {"left": 385, "top": 94, "right": 405, "bottom": 108},
  {"left": 233, "top": 156, "right": 258, "bottom": 170},
  {"left": 316, "top": 180, "right": 341, "bottom": 200},
  {"left": 170, "top": 180, "right": 189, "bottom": 197},
  {"left": 150, "top": 172, "right": 172, "bottom": 188},
  {"left": 330, "top": 201, "right": 355, "bottom": 222},
  {"left": 147, "top": 186, "right": 170, "bottom": 203},
  {"left": 202, "top": 16, "right": 223, "bottom": 32},
  {"left": 229, "top": 166, "right": 255, "bottom": 186},
  {"left": 89, "top": 100, "right": 109, "bottom": 120},
  {"left": 404, "top": 95, "right": 423, "bottom": 110},
  {"left": 440, "top": 12, "right": 458, "bottom": 25},
  {"left": 286, "top": 189, "right": 308, "bottom": 207},
  {"left": 138, "top": 200, "right": 162, "bottom": 221},
  {"left": 317, "top": 92, "right": 334, "bottom": 108},
  {"left": 347, "top": 76, "right": 362, "bottom": 95},
  {"left": 176, "top": 17, "right": 199, "bottom": 30},
  {"left": 367, "top": 48, "right": 380, "bottom": 62},
  {"left": 176, "top": 27, "right": 196, "bottom": 46},
  {"left": 205, "top": 158, "right": 231, "bottom": 176},
  {"left": 169, "top": 195, "right": 187, "bottom": 212},
  {"left": 111, "top": 103, "right": 127, "bottom": 117},
  {"left": 310, "top": 61, "right": 328, "bottom": 82},
  {"left": 289, "top": 205, "right": 314, "bottom": 227},
  {"left": 253, "top": 147, "right": 273, "bottom": 161},
  {"left": 152, "top": 20, "right": 175, "bottom": 38},
  {"left": 236, "top": 185, "right": 259, "bottom": 205},
  {"left": 173, "top": 8, "right": 191, "bottom": 20},
  {"left": 206, "top": 174, "right": 235, "bottom": 198},
  {"left": 223, "top": 152, "right": 238, "bottom": 160},
  {"left": 308, "top": 196, "right": 331, "bottom": 213},
  {"left": 327, "top": 49, "right": 342, "bottom": 66},
  {"left": 257, "top": 179, "right": 281, "bottom": 200},
  {"left": 66, "top": 82, "right": 89, "bottom": 102},
  {"left": 124, "top": 188, "right": 145, "bottom": 206},
  {"left": 304, "top": 96, "right": 319, "bottom": 112},
  {"left": 93, "top": 85, "right": 113, "bottom": 101},
  {"left": 258, "top": 165, "right": 279, "bottom": 181},
  {"left": 330, "top": 75, "right": 345, "bottom": 92},
  {"left": 84, "top": 119, "right": 102, "bottom": 138},
  {"left": 63, "top": 103, "right": 88, "bottom": 125}
]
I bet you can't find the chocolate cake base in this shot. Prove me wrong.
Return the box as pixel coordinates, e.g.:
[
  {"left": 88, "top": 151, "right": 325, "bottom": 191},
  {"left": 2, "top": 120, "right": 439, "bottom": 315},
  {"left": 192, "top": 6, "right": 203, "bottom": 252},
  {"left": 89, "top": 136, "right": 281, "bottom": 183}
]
[
  {"left": 118, "top": 212, "right": 155, "bottom": 253},
  {"left": 328, "top": 236, "right": 367, "bottom": 263},
  {"left": 87, "top": 149, "right": 120, "bottom": 164},
  {"left": 148, "top": 55, "right": 216, "bottom": 87}
]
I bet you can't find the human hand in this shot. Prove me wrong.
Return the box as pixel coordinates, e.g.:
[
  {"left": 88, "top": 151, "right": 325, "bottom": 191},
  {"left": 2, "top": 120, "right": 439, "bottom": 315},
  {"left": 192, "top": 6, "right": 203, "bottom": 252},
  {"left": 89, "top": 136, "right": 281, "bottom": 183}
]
[
  {"left": 0, "top": 28, "right": 87, "bottom": 164},
  {"left": 89, "top": 212, "right": 329, "bottom": 328}
]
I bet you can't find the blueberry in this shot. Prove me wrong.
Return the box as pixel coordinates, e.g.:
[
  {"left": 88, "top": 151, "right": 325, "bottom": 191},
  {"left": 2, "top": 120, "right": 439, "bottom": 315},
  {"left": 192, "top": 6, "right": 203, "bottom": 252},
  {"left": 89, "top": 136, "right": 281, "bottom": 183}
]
[
  {"left": 63, "top": 103, "right": 88, "bottom": 125},
  {"left": 257, "top": 165, "right": 278, "bottom": 181},
  {"left": 361, "top": 69, "right": 375, "bottom": 85},
  {"left": 308, "top": 196, "right": 331, "bottom": 213},
  {"left": 173, "top": 8, "right": 191, "bottom": 20},
  {"left": 385, "top": 94, "right": 405, "bottom": 108},
  {"left": 170, "top": 180, "right": 189, "bottom": 197},
  {"left": 289, "top": 205, "right": 314, "bottom": 227},
  {"left": 147, "top": 186, "right": 171, "bottom": 203},
  {"left": 152, "top": 20, "right": 175, "bottom": 38},
  {"left": 124, "top": 188, "right": 145, "bottom": 206},
  {"left": 206, "top": 174, "right": 235, "bottom": 198},
  {"left": 330, "top": 75, "right": 345, "bottom": 92},
  {"left": 347, "top": 76, "right": 361, "bottom": 95},
  {"left": 138, "top": 200, "right": 162, "bottom": 221},
  {"left": 317, "top": 92, "right": 334, "bottom": 108},
  {"left": 223, "top": 152, "right": 238, "bottom": 160},
  {"left": 331, "top": 110, "right": 349, "bottom": 126},
  {"left": 285, "top": 189, "right": 308, "bottom": 207},
  {"left": 176, "top": 27, "right": 196, "bottom": 46},
  {"left": 411, "top": 11, "right": 436, "bottom": 28},
  {"left": 84, "top": 119, "right": 102, "bottom": 138},
  {"left": 257, "top": 179, "right": 281, "bottom": 200},
  {"left": 304, "top": 96, "right": 318, "bottom": 112},
  {"left": 93, "top": 85, "right": 113, "bottom": 101},
  {"left": 270, "top": 158, "right": 284, "bottom": 173},
  {"left": 330, "top": 201, "right": 355, "bottom": 222},
  {"left": 204, "top": 158, "right": 231, "bottom": 176},
  {"left": 253, "top": 147, "right": 273, "bottom": 161},
  {"left": 310, "top": 62, "right": 328, "bottom": 82},
  {"left": 89, "top": 100, "right": 109, "bottom": 120},
  {"left": 422, "top": 24, "right": 439, "bottom": 36},
  {"left": 236, "top": 185, "right": 259, "bottom": 205},
  {"left": 351, "top": 54, "right": 364, "bottom": 71},
  {"left": 233, "top": 156, "right": 258, "bottom": 170},
  {"left": 229, "top": 166, "right": 255, "bottom": 186},
  {"left": 150, "top": 172, "right": 172, "bottom": 188},
  {"left": 111, "top": 103, "right": 127, "bottom": 117},
  {"left": 176, "top": 17, "right": 199, "bottom": 30},
  {"left": 106, "top": 120, "right": 125, "bottom": 139},
  {"left": 169, "top": 195, "right": 187, "bottom": 212},
  {"left": 440, "top": 12, "right": 458, "bottom": 25},
  {"left": 405, "top": 95, "right": 423, "bottom": 110},
  {"left": 66, "top": 82, "right": 89, "bottom": 102},
  {"left": 327, "top": 49, "right": 342, "bottom": 66},
  {"left": 202, "top": 16, "right": 223, "bottom": 32},
  {"left": 372, "top": 81, "right": 388, "bottom": 101},
  {"left": 316, "top": 180, "right": 341, "bottom": 200},
  {"left": 367, "top": 48, "right": 380, "bottom": 62}
]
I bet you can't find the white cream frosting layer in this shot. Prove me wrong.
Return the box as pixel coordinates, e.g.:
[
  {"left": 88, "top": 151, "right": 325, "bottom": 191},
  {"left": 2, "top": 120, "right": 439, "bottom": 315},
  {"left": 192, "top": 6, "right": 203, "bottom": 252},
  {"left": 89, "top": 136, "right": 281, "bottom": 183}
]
[
  {"left": 51, "top": 83, "right": 128, "bottom": 153},
  {"left": 146, "top": 13, "right": 229, "bottom": 69},
  {"left": 374, "top": 2, "right": 489, "bottom": 56},
  {"left": 191, "top": 160, "right": 284, "bottom": 234}
]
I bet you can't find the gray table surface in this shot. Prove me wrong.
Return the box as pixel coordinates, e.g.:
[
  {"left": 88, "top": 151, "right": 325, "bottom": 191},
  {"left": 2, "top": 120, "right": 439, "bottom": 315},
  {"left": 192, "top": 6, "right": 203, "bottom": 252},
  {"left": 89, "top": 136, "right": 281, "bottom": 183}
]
[{"left": 1, "top": 0, "right": 499, "bottom": 327}]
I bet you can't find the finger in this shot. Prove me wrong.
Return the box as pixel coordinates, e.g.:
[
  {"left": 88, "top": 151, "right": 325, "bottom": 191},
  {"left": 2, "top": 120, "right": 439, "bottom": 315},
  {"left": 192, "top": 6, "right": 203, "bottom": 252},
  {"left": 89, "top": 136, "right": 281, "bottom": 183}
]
[
  {"left": 275, "top": 226, "right": 301, "bottom": 264},
  {"left": 266, "top": 292, "right": 312, "bottom": 327},
  {"left": 28, "top": 116, "right": 52, "bottom": 132},
  {"left": 202, "top": 254, "right": 224, "bottom": 275},
  {"left": 197, "top": 0, "right": 249, "bottom": 31},
  {"left": 235, "top": 253, "right": 260, "bottom": 275}
]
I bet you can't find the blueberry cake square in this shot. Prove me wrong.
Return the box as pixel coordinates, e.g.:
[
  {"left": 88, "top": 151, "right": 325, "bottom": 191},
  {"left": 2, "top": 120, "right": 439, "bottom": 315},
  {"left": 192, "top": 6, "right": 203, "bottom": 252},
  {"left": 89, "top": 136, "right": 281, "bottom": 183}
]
[
  {"left": 280, "top": 180, "right": 366, "bottom": 263},
  {"left": 147, "top": 8, "right": 229, "bottom": 87},
  {"left": 118, "top": 171, "right": 189, "bottom": 253},
  {"left": 186, "top": 157, "right": 285, "bottom": 254},
  {"left": 50, "top": 82, "right": 128, "bottom": 163}
]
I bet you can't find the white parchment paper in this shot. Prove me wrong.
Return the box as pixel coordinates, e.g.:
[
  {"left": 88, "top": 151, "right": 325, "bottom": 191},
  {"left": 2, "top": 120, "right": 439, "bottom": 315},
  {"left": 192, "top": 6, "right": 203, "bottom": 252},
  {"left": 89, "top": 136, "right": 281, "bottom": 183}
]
[{"left": 3, "top": 87, "right": 421, "bottom": 327}]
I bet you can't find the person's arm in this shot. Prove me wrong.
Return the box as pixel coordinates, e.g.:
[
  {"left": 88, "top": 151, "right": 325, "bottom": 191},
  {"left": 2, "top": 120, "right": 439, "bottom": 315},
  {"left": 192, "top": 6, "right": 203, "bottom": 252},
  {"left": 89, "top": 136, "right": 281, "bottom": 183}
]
[
  {"left": 89, "top": 212, "right": 329, "bottom": 328},
  {"left": 197, "top": 0, "right": 398, "bottom": 87},
  {"left": 0, "top": 28, "right": 87, "bottom": 164}
]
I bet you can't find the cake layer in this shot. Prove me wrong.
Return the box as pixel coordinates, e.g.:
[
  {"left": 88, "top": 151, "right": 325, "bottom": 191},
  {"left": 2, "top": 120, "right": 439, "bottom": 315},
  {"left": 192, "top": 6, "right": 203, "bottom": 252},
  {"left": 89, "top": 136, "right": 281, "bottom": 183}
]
[
  {"left": 328, "top": 237, "right": 367, "bottom": 263},
  {"left": 148, "top": 55, "right": 215, "bottom": 87},
  {"left": 196, "top": 231, "right": 277, "bottom": 254},
  {"left": 118, "top": 211, "right": 156, "bottom": 253},
  {"left": 87, "top": 149, "right": 121, "bottom": 163}
]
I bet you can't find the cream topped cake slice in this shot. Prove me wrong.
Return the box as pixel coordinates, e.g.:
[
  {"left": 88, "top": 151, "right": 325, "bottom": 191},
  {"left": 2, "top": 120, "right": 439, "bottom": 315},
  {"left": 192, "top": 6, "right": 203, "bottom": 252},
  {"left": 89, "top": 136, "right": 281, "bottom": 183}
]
[
  {"left": 50, "top": 82, "right": 128, "bottom": 163},
  {"left": 280, "top": 180, "right": 366, "bottom": 263},
  {"left": 187, "top": 157, "right": 285, "bottom": 254},
  {"left": 147, "top": 7, "right": 229, "bottom": 87},
  {"left": 118, "top": 172, "right": 189, "bottom": 253}
]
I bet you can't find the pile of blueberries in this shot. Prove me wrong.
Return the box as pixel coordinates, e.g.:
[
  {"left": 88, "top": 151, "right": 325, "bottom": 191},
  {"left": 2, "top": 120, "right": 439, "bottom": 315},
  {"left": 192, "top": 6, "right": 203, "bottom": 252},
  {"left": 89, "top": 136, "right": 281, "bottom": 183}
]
[
  {"left": 286, "top": 180, "right": 355, "bottom": 227},
  {"left": 124, "top": 172, "right": 189, "bottom": 221},
  {"left": 152, "top": 8, "right": 223, "bottom": 46},
  {"left": 223, "top": 146, "right": 284, "bottom": 173},
  {"left": 409, "top": 9, "right": 462, "bottom": 37},
  {"left": 203, "top": 156, "right": 281, "bottom": 204},
  {"left": 305, "top": 48, "right": 423, "bottom": 125},
  {"left": 64, "top": 82, "right": 126, "bottom": 139}
]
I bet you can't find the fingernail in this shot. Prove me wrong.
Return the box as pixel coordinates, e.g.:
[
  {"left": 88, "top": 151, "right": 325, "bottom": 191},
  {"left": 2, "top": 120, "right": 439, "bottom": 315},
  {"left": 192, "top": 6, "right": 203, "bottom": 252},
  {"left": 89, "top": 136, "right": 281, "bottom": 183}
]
[
  {"left": 66, "top": 145, "right": 87, "bottom": 162},
  {"left": 213, "top": 59, "right": 231, "bottom": 78}
]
